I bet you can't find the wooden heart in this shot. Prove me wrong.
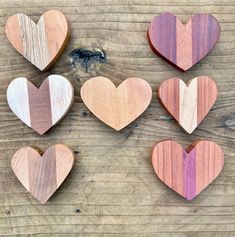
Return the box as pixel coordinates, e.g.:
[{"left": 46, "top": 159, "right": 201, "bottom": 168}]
[
  {"left": 148, "top": 13, "right": 220, "bottom": 71},
  {"left": 152, "top": 140, "right": 224, "bottom": 200},
  {"left": 11, "top": 144, "right": 75, "bottom": 204},
  {"left": 81, "top": 76, "right": 152, "bottom": 130},
  {"left": 5, "top": 10, "right": 70, "bottom": 71},
  {"left": 158, "top": 76, "right": 217, "bottom": 134},
  {"left": 7, "top": 75, "right": 74, "bottom": 135}
]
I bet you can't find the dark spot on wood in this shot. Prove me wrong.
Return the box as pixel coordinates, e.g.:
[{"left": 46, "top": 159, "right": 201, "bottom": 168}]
[
  {"left": 6, "top": 210, "right": 11, "bottom": 215},
  {"left": 75, "top": 208, "right": 81, "bottom": 213},
  {"left": 69, "top": 48, "right": 106, "bottom": 72},
  {"left": 82, "top": 111, "right": 88, "bottom": 117}
]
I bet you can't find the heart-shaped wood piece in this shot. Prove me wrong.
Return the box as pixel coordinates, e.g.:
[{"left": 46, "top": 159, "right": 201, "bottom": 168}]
[
  {"left": 158, "top": 76, "right": 217, "bottom": 134},
  {"left": 148, "top": 13, "right": 220, "bottom": 71},
  {"left": 5, "top": 10, "right": 70, "bottom": 71},
  {"left": 11, "top": 144, "right": 75, "bottom": 204},
  {"left": 152, "top": 140, "right": 224, "bottom": 200},
  {"left": 81, "top": 76, "right": 152, "bottom": 130},
  {"left": 7, "top": 75, "right": 74, "bottom": 135}
]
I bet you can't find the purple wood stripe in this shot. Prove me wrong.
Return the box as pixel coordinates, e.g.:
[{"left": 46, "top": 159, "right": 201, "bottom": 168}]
[
  {"left": 28, "top": 147, "right": 57, "bottom": 204},
  {"left": 183, "top": 149, "right": 196, "bottom": 200},
  {"left": 27, "top": 79, "right": 52, "bottom": 135},
  {"left": 149, "top": 13, "right": 177, "bottom": 64},
  {"left": 192, "top": 14, "right": 220, "bottom": 65}
]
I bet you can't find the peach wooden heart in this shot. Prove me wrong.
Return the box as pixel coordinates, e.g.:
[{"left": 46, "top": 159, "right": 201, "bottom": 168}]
[
  {"left": 11, "top": 144, "right": 75, "bottom": 204},
  {"left": 7, "top": 75, "right": 74, "bottom": 135},
  {"left": 152, "top": 140, "right": 224, "bottom": 200},
  {"left": 148, "top": 13, "right": 220, "bottom": 71},
  {"left": 81, "top": 76, "right": 152, "bottom": 130},
  {"left": 158, "top": 76, "right": 217, "bottom": 134},
  {"left": 5, "top": 10, "right": 70, "bottom": 71}
]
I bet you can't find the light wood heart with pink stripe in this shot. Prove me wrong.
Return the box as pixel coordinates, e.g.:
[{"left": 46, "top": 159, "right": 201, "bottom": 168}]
[
  {"left": 152, "top": 140, "right": 224, "bottom": 200},
  {"left": 11, "top": 144, "right": 75, "bottom": 204},
  {"left": 7, "top": 75, "right": 74, "bottom": 135},
  {"left": 5, "top": 10, "right": 70, "bottom": 71},
  {"left": 158, "top": 76, "right": 217, "bottom": 134},
  {"left": 81, "top": 76, "right": 152, "bottom": 130}
]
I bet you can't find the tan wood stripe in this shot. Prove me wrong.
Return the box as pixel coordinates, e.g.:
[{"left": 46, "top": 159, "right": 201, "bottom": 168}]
[
  {"left": 179, "top": 77, "right": 197, "bottom": 134},
  {"left": 17, "top": 13, "right": 50, "bottom": 71}
]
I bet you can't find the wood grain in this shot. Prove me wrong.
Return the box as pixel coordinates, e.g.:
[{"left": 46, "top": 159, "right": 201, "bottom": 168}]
[
  {"left": 0, "top": 0, "right": 235, "bottom": 236},
  {"left": 11, "top": 144, "right": 75, "bottom": 204},
  {"left": 158, "top": 76, "right": 218, "bottom": 134},
  {"left": 81, "top": 76, "right": 152, "bottom": 130},
  {"left": 7, "top": 75, "right": 74, "bottom": 135},
  {"left": 148, "top": 13, "right": 221, "bottom": 71},
  {"left": 152, "top": 140, "right": 224, "bottom": 200},
  {"left": 5, "top": 10, "right": 70, "bottom": 71}
]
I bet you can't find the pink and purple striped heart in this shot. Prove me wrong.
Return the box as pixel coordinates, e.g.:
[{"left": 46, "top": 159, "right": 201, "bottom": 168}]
[
  {"left": 148, "top": 13, "right": 221, "bottom": 71},
  {"left": 152, "top": 140, "right": 224, "bottom": 200}
]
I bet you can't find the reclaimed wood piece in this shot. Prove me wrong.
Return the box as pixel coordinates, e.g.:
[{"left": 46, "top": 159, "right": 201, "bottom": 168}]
[
  {"left": 148, "top": 13, "right": 221, "bottom": 71},
  {"left": 158, "top": 76, "right": 217, "bottom": 134},
  {"left": 11, "top": 144, "right": 75, "bottom": 204},
  {"left": 152, "top": 140, "right": 224, "bottom": 200},
  {"left": 7, "top": 75, "right": 74, "bottom": 135},
  {"left": 81, "top": 76, "right": 152, "bottom": 130},
  {"left": 5, "top": 10, "right": 70, "bottom": 71}
]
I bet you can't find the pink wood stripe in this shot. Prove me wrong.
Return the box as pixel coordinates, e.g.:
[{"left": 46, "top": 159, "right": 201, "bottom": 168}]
[
  {"left": 5, "top": 15, "right": 23, "bottom": 55},
  {"left": 158, "top": 78, "right": 180, "bottom": 121},
  {"left": 195, "top": 141, "right": 224, "bottom": 194},
  {"left": 176, "top": 18, "right": 193, "bottom": 71},
  {"left": 152, "top": 141, "right": 184, "bottom": 197},
  {"left": 43, "top": 11, "right": 68, "bottom": 60},
  {"left": 197, "top": 76, "right": 217, "bottom": 124}
]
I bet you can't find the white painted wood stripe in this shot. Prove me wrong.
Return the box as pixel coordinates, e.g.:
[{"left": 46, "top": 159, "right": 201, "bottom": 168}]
[
  {"left": 48, "top": 75, "right": 74, "bottom": 125},
  {"left": 7, "top": 77, "right": 31, "bottom": 127},
  {"left": 179, "top": 77, "right": 198, "bottom": 134}
]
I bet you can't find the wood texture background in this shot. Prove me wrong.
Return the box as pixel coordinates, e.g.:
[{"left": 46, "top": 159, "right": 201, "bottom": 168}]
[{"left": 0, "top": 0, "right": 234, "bottom": 236}]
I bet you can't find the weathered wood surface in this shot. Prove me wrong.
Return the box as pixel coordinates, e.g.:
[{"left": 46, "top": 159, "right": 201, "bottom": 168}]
[{"left": 0, "top": 0, "right": 234, "bottom": 236}]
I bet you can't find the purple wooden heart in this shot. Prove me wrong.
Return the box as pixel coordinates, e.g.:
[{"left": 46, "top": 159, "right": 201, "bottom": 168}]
[{"left": 148, "top": 13, "right": 221, "bottom": 71}]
